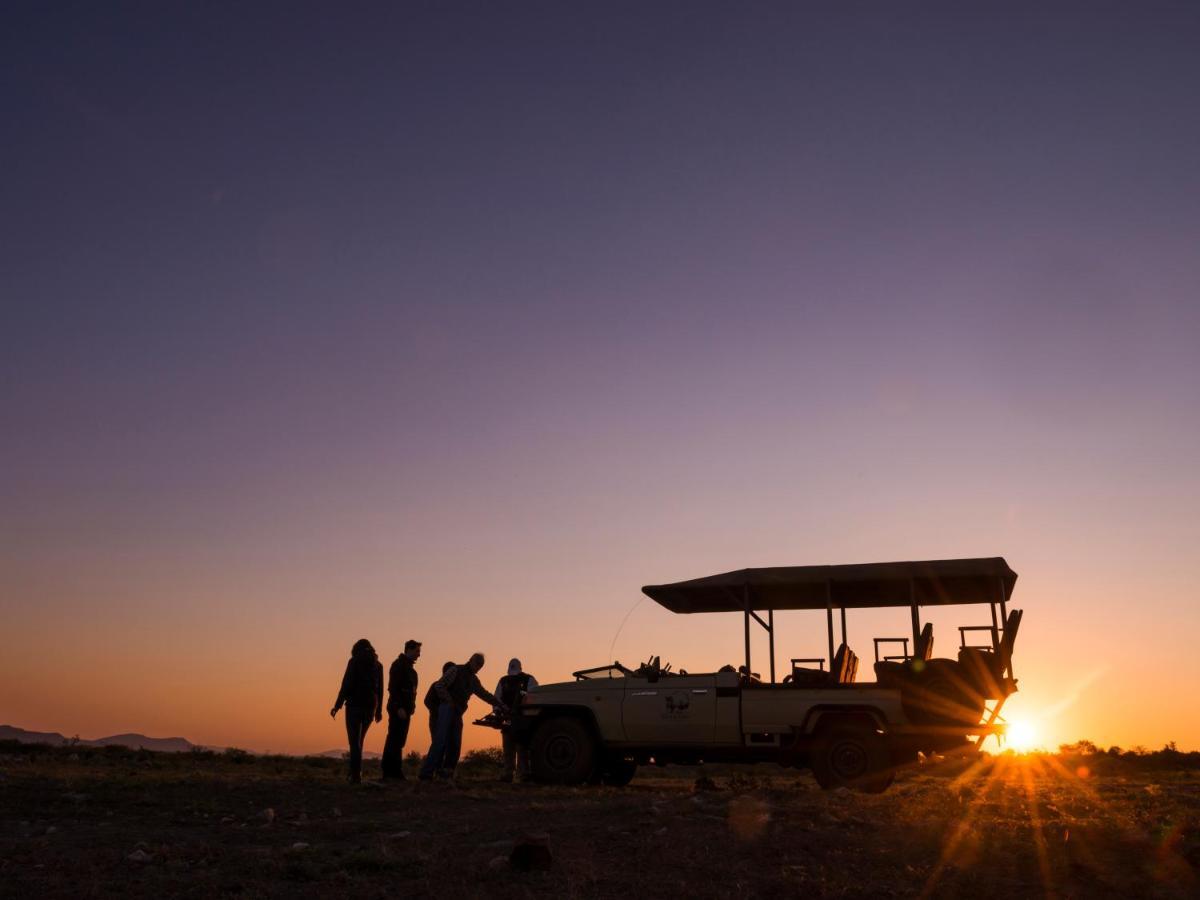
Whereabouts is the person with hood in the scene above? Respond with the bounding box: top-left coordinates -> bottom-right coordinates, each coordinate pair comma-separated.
380,639 -> 422,780
330,638 -> 384,783
494,658 -> 537,782
418,652 -> 504,781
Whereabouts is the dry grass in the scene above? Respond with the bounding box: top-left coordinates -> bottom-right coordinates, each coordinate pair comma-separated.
0,743 -> 1196,898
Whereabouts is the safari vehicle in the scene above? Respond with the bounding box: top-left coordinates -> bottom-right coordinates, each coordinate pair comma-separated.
516,558 -> 1022,792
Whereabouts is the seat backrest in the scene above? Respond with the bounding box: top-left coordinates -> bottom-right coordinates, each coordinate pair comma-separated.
914,622 -> 934,661
999,609 -> 1022,670
842,648 -> 859,684
831,643 -> 849,683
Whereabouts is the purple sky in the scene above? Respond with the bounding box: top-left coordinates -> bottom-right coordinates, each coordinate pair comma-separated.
3,2 -> 1199,753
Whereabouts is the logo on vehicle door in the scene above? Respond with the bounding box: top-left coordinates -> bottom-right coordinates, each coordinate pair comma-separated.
663,692 -> 690,718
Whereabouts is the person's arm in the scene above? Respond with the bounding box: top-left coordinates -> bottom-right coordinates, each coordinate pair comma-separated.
492,678 -> 504,712
434,666 -> 457,705
331,660 -> 353,716
526,675 -> 537,691
405,668 -> 418,715
386,661 -> 399,716
374,661 -> 384,721
472,674 -> 501,708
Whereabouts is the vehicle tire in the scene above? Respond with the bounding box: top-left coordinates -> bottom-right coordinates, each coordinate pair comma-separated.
529,717 -> 598,785
600,756 -> 637,787
810,723 -> 894,793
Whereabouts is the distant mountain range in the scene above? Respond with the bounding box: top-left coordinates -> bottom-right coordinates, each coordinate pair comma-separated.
0,724 -> 197,753
1,725 -> 382,758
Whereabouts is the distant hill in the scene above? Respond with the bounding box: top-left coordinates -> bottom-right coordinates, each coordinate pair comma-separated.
0,724 -> 197,753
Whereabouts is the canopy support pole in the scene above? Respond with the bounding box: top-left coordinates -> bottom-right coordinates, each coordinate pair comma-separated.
768,608 -> 776,684
743,582 -> 751,678
840,607 -> 848,646
910,580 -> 921,648
825,581 -> 835,667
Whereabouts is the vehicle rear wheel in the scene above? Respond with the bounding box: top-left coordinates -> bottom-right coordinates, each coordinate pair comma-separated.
811,723 -> 894,793
530,717 -> 598,785
600,756 -> 637,787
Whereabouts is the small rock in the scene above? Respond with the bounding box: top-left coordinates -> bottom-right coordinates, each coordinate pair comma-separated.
694,776 -> 720,792
261,808 -> 275,824
487,855 -> 508,870
331,807 -> 342,818
390,831 -> 412,839
291,842 -> 310,851
127,849 -> 153,863
220,817 -> 234,825
45,826 -> 57,835
509,833 -> 552,871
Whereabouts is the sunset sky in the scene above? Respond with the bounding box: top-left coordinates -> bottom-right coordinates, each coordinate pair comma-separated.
3,2 -> 1199,758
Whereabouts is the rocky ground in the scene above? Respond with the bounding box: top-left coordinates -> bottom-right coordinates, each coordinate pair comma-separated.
1,742 -> 1197,898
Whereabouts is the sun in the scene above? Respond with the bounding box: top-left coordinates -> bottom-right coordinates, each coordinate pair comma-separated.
1006,718 -> 1041,753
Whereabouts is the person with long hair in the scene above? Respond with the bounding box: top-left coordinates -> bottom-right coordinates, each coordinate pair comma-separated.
330,638 -> 383,783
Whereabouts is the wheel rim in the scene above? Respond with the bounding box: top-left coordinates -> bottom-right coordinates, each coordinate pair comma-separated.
829,738 -> 868,779
544,733 -> 579,772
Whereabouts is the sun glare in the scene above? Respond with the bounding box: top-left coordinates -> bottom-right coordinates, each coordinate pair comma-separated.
1006,718 -> 1041,753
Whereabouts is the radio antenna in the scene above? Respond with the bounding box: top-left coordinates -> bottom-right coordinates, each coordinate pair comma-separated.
607,595 -> 645,664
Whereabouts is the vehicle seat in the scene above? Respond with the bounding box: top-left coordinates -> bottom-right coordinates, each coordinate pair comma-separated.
873,623 -> 933,685
845,648 -> 859,683
790,644 -> 857,687
914,622 -> 934,661
957,609 -> 1022,699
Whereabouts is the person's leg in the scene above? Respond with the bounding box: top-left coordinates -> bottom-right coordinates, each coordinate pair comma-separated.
500,730 -> 516,781
419,704 -> 455,779
359,715 -> 373,779
517,739 -> 531,780
442,709 -> 464,776
394,714 -> 410,777
345,706 -> 365,782
381,713 -> 401,778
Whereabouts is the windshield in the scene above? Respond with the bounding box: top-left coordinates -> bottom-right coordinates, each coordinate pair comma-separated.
572,664 -> 628,680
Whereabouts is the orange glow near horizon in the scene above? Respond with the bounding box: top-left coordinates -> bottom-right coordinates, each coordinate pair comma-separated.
1005,719 -> 1041,753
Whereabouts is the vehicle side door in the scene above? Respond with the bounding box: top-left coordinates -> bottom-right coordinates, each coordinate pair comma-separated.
622,674 -> 717,744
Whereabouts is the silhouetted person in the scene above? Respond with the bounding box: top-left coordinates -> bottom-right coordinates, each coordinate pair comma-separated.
418,652 -> 504,781
423,661 -> 455,746
494,657 -> 537,782
381,639 -> 422,780
330,638 -> 383,783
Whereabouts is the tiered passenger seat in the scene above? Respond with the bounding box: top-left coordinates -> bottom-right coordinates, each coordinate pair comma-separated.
787,643 -> 859,687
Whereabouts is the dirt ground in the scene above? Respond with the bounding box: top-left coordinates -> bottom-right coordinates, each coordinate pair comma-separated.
1,744 -> 1197,899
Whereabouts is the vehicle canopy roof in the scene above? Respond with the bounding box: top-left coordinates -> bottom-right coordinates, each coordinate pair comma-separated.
642,557 -> 1016,613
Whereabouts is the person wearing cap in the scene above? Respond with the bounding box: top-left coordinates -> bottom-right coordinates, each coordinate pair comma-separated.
381,639 -> 422,780
418,652 -> 504,781
494,658 -> 537,783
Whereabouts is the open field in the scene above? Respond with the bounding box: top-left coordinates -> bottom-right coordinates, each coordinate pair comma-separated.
1,742 -> 1197,898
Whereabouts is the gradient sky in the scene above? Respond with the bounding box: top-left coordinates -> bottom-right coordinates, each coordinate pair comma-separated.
3,2 -> 1199,756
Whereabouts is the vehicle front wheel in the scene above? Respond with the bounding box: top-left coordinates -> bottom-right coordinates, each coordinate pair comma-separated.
810,723 -> 894,794
530,717 -> 598,785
